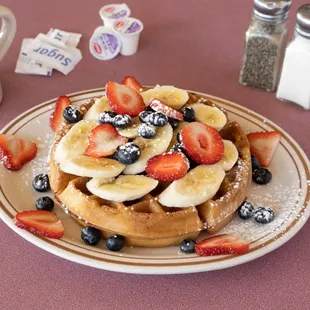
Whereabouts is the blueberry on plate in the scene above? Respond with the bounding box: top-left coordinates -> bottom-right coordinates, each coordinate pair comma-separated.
254,207 -> 275,224
182,107 -> 195,122
63,105 -> 82,123
35,196 -> 54,211
238,201 -> 254,220
168,118 -> 179,130
251,154 -> 261,171
138,123 -> 156,139
180,239 -> 196,254
113,114 -> 132,129
148,112 -> 168,127
32,174 -> 50,192
99,111 -> 117,125
114,143 -> 141,165
253,168 -> 272,185
81,226 -> 101,245
139,111 -> 152,123
106,234 -> 125,251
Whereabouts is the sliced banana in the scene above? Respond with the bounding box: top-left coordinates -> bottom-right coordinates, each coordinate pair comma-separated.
83,96 -> 112,120
188,103 -> 227,131
54,120 -> 98,165
86,175 -> 159,202
123,123 -> 173,175
117,116 -> 141,138
158,164 -> 225,208
141,85 -> 189,110
60,155 -> 125,178
217,140 -> 239,171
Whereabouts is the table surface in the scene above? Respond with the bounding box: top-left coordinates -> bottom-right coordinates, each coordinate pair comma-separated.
1,0 -> 310,309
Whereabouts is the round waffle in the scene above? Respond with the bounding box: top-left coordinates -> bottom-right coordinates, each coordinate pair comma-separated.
49,90 -> 251,247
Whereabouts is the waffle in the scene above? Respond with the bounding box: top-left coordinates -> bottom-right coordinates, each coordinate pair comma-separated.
49,91 -> 251,247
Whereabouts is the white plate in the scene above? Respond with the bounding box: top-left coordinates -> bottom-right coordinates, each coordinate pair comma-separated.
0,88 -> 309,274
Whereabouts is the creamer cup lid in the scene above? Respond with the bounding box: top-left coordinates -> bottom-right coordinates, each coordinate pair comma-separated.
89,26 -> 121,60
113,17 -> 144,35
99,3 -> 131,20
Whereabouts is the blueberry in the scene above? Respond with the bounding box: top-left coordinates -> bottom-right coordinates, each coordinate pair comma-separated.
251,154 -> 261,171
253,168 -> 272,185
139,111 -> 152,123
138,123 -> 156,139
254,207 -> 275,224
148,112 -> 168,127
81,226 -> 101,245
168,118 -> 180,130
32,174 -> 50,192
114,143 -> 141,165
63,105 -> 82,123
146,105 -> 155,112
238,201 -> 254,220
182,107 -> 195,122
98,111 -> 117,125
170,143 -> 185,154
180,239 -> 196,254
106,234 -> 125,251
113,114 -> 132,129
176,132 -> 182,143
35,196 -> 54,211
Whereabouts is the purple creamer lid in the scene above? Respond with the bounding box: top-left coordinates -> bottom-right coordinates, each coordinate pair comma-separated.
100,3 -> 131,20
113,17 -> 144,35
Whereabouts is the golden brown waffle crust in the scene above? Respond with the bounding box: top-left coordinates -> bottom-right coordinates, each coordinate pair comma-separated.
49,92 -> 251,247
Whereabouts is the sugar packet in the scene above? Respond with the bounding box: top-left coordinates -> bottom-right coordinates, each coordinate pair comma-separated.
46,28 -> 82,48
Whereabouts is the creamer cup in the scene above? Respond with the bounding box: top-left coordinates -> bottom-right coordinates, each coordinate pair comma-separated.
99,3 -> 131,29
89,26 -> 121,60
112,17 -> 143,56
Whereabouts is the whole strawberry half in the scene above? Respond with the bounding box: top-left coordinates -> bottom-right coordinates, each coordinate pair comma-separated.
146,152 -> 189,182
180,122 -> 224,165
195,234 -> 250,256
86,124 -> 128,158
149,99 -> 184,121
0,135 -> 37,171
50,95 -> 71,132
247,131 -> 281,167
106,82 -> 145,117
122,76 -> 143,92
14,210 -> 64,239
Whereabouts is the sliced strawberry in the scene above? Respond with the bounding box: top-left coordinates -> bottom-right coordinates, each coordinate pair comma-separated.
180,122 -> 224,165
247,131 -> 281,167
146,152 -> 189,182
149,99 -> 184,121
14,210 -> 64,239
122,76 -> 143,92
86,124 -> 128,158
195,234 -> 250,256
0,135 -> 37,171
106,82 -> 145,117
50,95 -> 71,132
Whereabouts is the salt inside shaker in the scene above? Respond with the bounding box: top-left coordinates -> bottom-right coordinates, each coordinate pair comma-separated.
239,0 -> 291,92
276,4 -> 310,110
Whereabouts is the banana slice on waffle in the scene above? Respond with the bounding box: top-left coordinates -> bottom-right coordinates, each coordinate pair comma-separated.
83,97 -> 112,120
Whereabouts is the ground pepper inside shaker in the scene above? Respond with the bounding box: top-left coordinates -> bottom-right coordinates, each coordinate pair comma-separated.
239,0 -> 292,92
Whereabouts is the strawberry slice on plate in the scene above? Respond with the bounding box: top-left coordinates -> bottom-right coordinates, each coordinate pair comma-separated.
122,76 -> 143,92
86,124 -> 128,158
106,82 -> 145,117
247,131 -> 281,167
14,210 -> 64,239
0,135 -> 37,171
149,99 -> 184,121
50,95 -> 71,132
146,152 -> 189,182
180,122 -> 224,165
195,234 -> 250,256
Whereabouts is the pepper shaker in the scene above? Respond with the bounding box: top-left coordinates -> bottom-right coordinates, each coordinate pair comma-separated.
276,4 -> 310,110
239,0 -> 291,92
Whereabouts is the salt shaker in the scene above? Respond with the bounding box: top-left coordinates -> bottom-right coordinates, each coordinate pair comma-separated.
239,0 -> 291,92
276,4 -> 310,110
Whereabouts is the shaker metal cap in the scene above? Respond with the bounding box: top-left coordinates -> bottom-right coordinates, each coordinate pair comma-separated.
253,0 -> 292,21
296,4 -> 310,36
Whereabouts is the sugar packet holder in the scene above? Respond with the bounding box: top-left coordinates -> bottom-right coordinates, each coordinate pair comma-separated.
26,36 -> 82,75
46,28 -> 82,48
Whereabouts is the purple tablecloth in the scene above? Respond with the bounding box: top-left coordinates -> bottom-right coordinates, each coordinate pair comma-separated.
1,1 -> 309,309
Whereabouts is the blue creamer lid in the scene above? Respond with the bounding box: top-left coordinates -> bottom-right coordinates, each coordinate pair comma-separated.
89,26 -> 121,60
